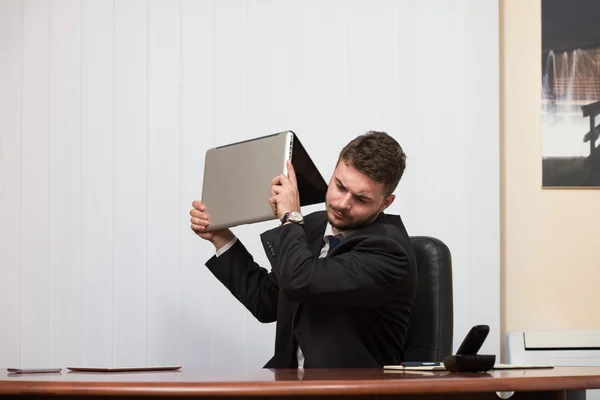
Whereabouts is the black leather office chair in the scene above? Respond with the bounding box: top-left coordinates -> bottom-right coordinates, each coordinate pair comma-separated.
403,236 -> 454,362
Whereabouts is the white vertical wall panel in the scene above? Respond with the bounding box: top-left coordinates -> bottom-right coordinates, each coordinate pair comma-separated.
146,0 -> 181,366
455,0 -> 500,356
304,0 -> 348,175
20,0 -> 51,368
179,0 -> 216,369
345,0 -> 382,133
112,0 -> 148,367
48,0 -> 82,367
0,0 -> 500,367
0,0 -> 22,369
80,0 -> 114,366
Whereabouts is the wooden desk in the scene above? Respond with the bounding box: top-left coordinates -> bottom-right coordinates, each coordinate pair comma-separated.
2,366 -> 600,399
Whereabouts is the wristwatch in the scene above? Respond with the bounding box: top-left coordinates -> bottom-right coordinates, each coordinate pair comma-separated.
281,211 -> 304,225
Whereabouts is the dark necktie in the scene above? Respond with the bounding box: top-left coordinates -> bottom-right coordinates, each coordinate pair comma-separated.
329,236 -> 342,251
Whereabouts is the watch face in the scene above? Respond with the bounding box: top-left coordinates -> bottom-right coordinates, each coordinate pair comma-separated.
289,211 -> 303,222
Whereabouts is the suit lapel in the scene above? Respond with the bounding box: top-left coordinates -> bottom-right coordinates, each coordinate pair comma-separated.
308,234 -> 325,257
290,213 -> 327,333
306,215 -> 328,257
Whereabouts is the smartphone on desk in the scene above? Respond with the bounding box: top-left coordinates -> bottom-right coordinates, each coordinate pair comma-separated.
401,362 -> 442,367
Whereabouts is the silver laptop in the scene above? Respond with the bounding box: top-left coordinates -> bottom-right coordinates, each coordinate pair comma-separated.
201,130 -> 327,232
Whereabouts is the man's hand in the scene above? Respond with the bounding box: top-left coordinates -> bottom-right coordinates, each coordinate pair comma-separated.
189,200 -> 234,251
269,160 -> 301,222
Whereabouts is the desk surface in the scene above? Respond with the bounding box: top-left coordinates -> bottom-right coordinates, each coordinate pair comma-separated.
2,367 -> 600,397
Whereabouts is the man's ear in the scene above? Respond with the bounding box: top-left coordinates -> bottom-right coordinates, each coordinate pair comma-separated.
380,194 -> 395,212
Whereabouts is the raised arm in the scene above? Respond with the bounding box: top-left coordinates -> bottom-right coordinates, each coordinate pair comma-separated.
191,200 -> 279,323
205,239 -> 279,323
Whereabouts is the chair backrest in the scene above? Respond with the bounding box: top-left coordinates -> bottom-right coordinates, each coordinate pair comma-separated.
403,236 -> 454,362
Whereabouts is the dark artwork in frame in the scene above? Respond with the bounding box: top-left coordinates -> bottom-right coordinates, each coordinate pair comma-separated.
541,0 -> 600,188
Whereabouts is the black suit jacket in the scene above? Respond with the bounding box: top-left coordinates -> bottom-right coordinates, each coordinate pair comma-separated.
205,210 -> 417,368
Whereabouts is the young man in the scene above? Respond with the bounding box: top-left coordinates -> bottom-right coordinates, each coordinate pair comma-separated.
190,131 -> 417,368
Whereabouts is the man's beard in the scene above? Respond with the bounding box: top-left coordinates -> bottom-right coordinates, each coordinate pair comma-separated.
327,205 -> 381,232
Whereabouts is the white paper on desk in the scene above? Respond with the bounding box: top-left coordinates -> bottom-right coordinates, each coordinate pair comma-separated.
491,364 -> 554,370
383,364 -> 554,371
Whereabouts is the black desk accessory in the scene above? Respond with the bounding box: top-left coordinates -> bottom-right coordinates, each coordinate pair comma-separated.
443,324 -> 496,373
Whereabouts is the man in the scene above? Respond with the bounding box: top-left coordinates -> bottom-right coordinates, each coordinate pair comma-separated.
190,131 -> 417,368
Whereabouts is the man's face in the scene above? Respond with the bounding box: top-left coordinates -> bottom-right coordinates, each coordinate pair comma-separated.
325,161 -> 395,233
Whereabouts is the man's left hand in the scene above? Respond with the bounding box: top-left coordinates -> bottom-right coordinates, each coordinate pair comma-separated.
270,160 -> 300,222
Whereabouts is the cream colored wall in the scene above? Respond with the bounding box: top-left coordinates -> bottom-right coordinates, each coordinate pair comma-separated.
501,0 -> 600,353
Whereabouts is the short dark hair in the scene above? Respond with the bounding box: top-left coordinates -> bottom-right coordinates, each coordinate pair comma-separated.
337,131 -> 407,195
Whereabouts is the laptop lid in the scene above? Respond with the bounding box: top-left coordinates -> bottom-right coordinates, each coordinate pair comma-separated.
201,130 -> 328,232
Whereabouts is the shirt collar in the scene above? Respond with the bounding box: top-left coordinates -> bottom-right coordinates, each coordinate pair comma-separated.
323,222 -> 354,240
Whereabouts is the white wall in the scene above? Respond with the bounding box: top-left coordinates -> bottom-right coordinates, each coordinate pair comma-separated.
0,0 -> 500,369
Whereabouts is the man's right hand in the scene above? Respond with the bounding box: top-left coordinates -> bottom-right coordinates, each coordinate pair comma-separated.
190,200 -> 235,252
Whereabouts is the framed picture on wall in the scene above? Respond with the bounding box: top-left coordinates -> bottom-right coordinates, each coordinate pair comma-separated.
541,0 -> 600,188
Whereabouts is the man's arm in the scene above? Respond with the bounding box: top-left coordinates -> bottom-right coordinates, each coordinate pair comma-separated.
262,223 -> 415,307
190,200 -> 279,323
206,239 -> 279,323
